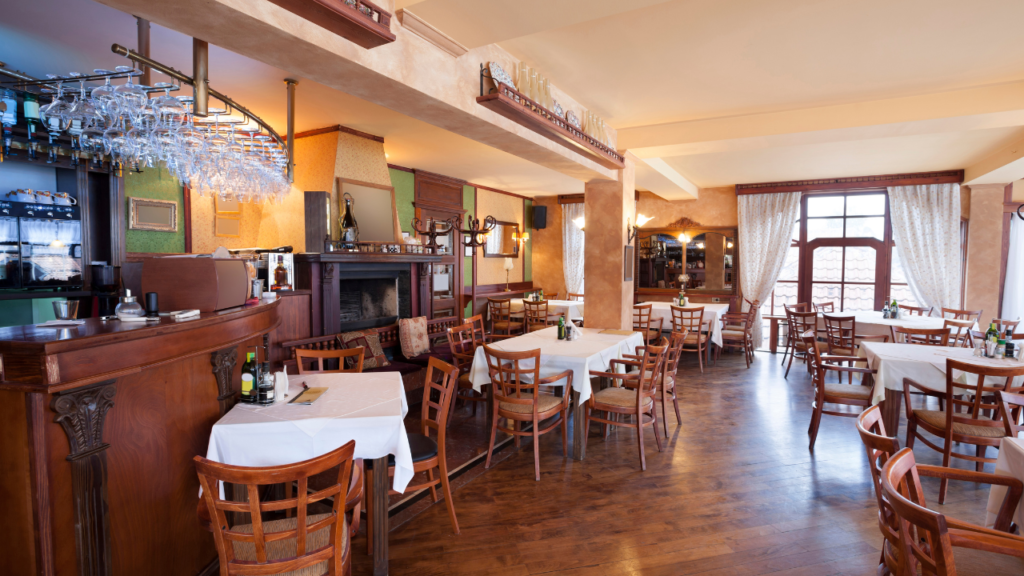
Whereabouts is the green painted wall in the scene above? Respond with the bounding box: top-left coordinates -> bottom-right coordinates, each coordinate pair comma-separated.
463,184 -> 475,318
389,168 -> 415,235
124,166 -> 186,253
523,198 -> 533,282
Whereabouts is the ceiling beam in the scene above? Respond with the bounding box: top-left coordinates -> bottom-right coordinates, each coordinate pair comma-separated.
964,135 -> 1024,185
635,157 -> 698,200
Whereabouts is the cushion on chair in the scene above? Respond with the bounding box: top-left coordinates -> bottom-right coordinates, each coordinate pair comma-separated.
913,410 -> 1007,438
828,346 -> 856,355
458,372 -> 473,388
593,387 -> 653,409
499,394 -> 562,414
822,383 -> 872,401
398,317 -> 430,359
721,329 -> 746,338
338,331 -> 390,370
683,333 -> 708,344
493,321 -> 524,330
231,512 -> 346,575
366,433 -> 438,469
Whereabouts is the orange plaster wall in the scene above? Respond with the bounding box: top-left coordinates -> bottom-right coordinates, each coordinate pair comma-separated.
637,187 -> 738,228
964,183 -> 1005,319
530,195 -> 566,297
476,189 -> 524,285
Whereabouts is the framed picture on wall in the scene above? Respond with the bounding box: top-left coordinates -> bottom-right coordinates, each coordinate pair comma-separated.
268,253 -> 294,291
215,215 -> 241,238
129,197 -> 178,232
624,245 -> 634,281
215,197 -> 241,214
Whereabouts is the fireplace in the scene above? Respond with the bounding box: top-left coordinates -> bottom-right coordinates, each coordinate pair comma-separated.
335,264 -> 413,332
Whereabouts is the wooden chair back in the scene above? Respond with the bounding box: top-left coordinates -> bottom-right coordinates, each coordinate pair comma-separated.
523,300 -> 553,330
194,442 -> 355,575
995,318 -> 1021,334
567,293 -> 584,301
821,314 -> 856,353
943,319 -> 975,348
663,330 -> 689,376
419,357 -> 460,449
466,314 -> 487,344
941,307 -> 982,322
482,346 -> 542,409
446,322 -> 476,373
784,302 -> 812,313
855,405 -> 903,576
998,390 -> 1024,438
788,310 -> 818,338
942,358 -> 1024,438
891,326 -> 950,346
633,303 -> 655,333
881,448 -> 953,576
901,305 -> 932,317
625,344 -> 668,398
295,348 -> 364,374
488,298 -> 514,323
813,301 -> 834,313
670,305 -> 704,334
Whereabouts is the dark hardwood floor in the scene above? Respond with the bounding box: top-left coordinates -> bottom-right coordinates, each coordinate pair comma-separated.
351,350 -> 1024,575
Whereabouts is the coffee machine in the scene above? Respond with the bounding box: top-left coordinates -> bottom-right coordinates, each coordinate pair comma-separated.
91,264 -> 121,317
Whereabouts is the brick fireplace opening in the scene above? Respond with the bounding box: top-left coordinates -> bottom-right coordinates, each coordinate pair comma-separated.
335,264 -> 412,332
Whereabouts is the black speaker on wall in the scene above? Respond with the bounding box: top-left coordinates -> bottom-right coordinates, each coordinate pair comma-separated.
533,205 -> 547,230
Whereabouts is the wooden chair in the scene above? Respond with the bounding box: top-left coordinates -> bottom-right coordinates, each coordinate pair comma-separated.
904,359 -> 1024,503
784,310 -> 819,378
813,301 -> 834,313
998,390 -> 1024,437
482,346 -> 572,481
295,347 -> 365,374
882,447 -> 1024,576
901,304 -> 933,317
446,322 -> 486,423
488,298 -> 523,337
566,293 -> 584,302
803,332 -> 875,450
671,305 -> 708,372
891,326 -> 951,346
585,344 -> 667,470
941,307 -> 983,322
365,358 -> 461,553
523,300 -> 563,333
779,303 -> 812,367
995,318 -> 1022,334
626,331 -> 687,436
944,319 -> 975,348
717,312 -> 753,368
194,441 -> 356,576
821,314 -> 888,383
633,303 -> 664,345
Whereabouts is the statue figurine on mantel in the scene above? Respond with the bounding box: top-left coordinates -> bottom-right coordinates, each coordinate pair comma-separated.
339,192 -> 359,251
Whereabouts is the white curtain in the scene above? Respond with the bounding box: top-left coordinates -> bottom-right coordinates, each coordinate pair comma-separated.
1002,217 -> 1024,323
562,203 -> 585,295
887,184 -> 961,315
739,192 -> 802,347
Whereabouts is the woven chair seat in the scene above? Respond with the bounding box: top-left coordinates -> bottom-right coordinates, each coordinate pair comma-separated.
232,513 -> 345,576
592,387 -> 653,409
721,329 -> 747,338
828,346 -> 857,355
823,383 -> 871,401
499,394 -> 562,414
683,333 -> 708,344
913,410 -> 1006,439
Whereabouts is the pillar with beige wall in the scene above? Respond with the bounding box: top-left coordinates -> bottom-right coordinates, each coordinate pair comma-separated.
583,157 -> 635,330
530,196 -> 566,297
965,183 -> 1007,320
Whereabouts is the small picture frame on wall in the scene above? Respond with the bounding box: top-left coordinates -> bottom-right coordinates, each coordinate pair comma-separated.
268,253 -> 294,291
624,245 -> 634,281
215,197 -> 241,214
215,215 -> 241,238
129,197 -> 178,232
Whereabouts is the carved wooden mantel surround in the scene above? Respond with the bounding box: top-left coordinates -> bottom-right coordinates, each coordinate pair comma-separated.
0,301 -> 281,576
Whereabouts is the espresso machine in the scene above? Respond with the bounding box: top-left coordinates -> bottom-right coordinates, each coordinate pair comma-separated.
91,264 -> 121,317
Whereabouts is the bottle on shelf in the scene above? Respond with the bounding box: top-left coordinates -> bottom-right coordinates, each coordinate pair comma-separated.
240,352 -> 257,403
557,316 -> 566,340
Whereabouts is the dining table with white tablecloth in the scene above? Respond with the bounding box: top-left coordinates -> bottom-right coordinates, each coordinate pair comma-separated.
986,437 -> 1024,531
468,326 -> 644,460
819,310 -> 975,340
641,301 -> 730,347
496,298 -> 585,322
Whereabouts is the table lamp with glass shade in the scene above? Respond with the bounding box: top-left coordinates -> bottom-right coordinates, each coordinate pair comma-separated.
504,257 -> 514,291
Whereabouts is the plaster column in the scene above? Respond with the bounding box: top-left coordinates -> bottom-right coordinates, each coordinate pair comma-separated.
964,183 -> 1009,317
583,155 -> 636,330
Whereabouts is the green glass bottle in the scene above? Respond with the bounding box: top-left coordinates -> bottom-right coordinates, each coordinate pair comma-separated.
558,316 -> 566,340
240,352 -> 256,403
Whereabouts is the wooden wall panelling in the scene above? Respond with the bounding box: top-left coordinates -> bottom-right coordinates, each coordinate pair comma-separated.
414,170 -> 465,211
110,174 -> 126,267
183,185 -> 192,254
0,390 -> 41,575
304,191 -> 331,253
265,291 -> 312,367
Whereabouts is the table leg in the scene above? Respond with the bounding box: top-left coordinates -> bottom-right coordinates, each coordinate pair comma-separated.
770,318 -> 779,354
881,388 -> 903,437
572,389 -> 586,461
370,456 -> 389,576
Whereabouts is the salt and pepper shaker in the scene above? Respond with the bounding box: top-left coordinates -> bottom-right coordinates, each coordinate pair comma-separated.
145,292 -> 159,318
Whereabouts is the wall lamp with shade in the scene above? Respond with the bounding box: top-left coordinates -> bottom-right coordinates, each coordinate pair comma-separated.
503,257 -> 515,291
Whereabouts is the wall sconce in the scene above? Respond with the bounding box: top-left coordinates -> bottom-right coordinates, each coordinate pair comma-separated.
727,241 -> 734,249
573,215 -> 586,231
515,231 -> 530,246
503,257 -> 515,291
626,214 -> 653,245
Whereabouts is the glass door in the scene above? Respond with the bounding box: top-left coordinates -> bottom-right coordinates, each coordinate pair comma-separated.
808,242 -> 882,312
0,217 -> 20,288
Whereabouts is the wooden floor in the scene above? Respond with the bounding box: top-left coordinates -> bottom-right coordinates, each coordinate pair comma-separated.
351,350 -> 1024,575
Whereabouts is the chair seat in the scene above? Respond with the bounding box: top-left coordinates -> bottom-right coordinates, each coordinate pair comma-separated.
458,372 -> 472,388
913,410 -> 1006,438
828,346 -> 856,355
231,512 -> 345,575
721,329 -> 747,338
592,387 -> 653,409
493,321 -> 524,330
823,383 -> 872,401
366,432 -> 438,468
499,393 -> 563,414
683,333 -> 708,344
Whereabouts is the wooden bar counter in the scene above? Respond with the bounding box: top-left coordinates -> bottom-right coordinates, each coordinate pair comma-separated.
0,300 -> 282,576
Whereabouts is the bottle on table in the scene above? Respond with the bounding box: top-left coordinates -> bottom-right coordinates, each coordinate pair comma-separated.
258,362 -> 275,404
997,338 -> 1007,359
986,322 -> 999,344
240,352 -> 257,403
1006,328 -> 1016,359
890,299 -> 899,319
557,316 -> 566,340
882,299 -> 890,319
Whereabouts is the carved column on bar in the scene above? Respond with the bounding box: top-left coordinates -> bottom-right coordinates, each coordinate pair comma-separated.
51,382 -> 117,576
211,348 -> 238,415
322,263 -> 339,335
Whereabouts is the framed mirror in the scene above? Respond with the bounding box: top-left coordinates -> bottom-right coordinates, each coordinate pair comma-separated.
636,226 -> 736,294
129,197 -> 178,233
483,220 -> 520,258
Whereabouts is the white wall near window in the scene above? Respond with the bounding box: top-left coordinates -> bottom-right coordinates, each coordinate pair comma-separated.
1002,217 -> 1024,323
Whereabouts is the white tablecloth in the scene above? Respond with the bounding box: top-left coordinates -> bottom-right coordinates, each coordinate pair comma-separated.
206,372 -> 414,493
468,326 -> 644,404
642,302 -> 729,347
820,311 -> 974,339
859,342 -> 1024,405
508,298 -> 585,322
986,438 -> 1024,530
